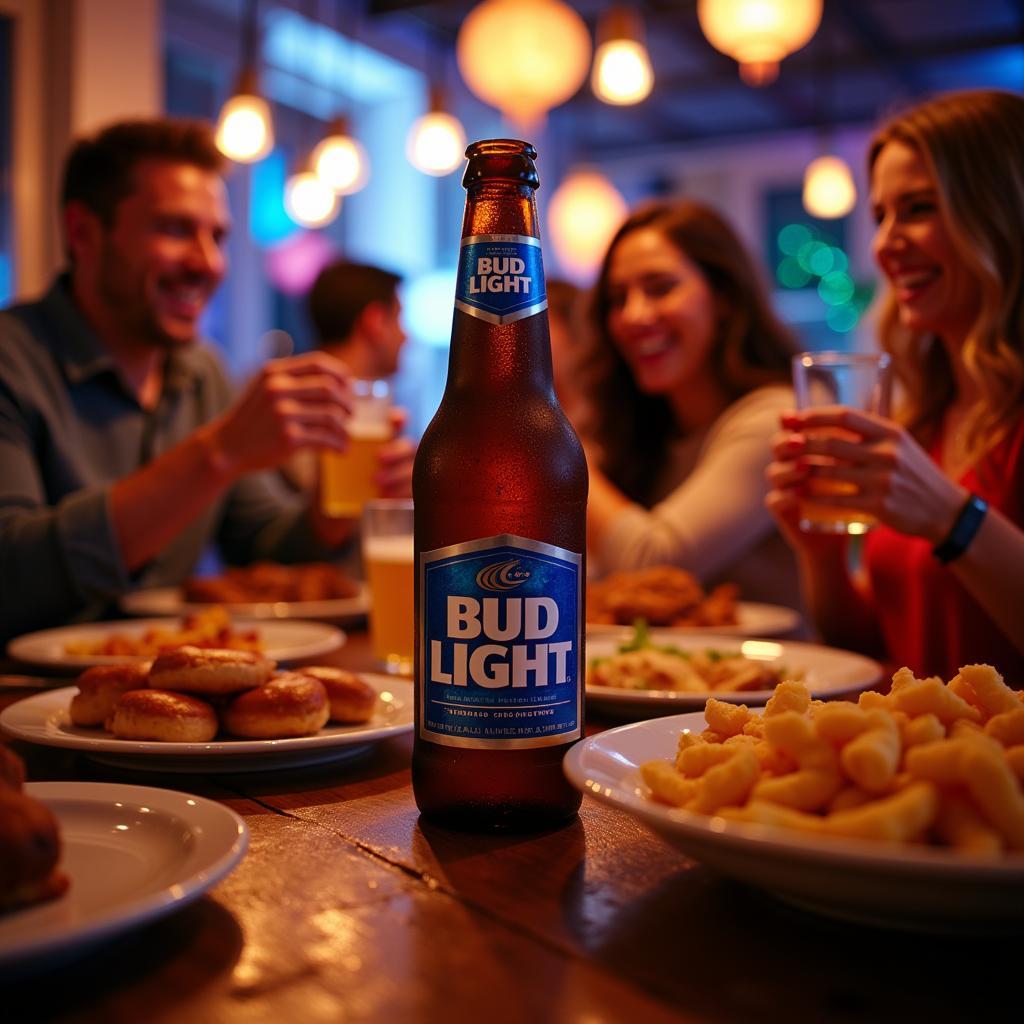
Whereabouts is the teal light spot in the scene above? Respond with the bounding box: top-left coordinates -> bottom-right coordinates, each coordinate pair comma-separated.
807,246 -> 835,277
827,304 -> 859,332
778,223 -> 812,256
777,257 -> 812,289
828,247 -> 849,273
818,271 -> 855,305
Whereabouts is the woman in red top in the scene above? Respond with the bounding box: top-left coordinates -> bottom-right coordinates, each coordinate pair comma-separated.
767,90 -> 1024,684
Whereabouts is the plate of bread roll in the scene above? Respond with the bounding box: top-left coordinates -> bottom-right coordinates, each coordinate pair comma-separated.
0,752 -> 247,966
0,647 -> 413,772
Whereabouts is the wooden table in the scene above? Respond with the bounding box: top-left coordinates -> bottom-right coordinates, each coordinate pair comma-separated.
2,633 -> 1016,1023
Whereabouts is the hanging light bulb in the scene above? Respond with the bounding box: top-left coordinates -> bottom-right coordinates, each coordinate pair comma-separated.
214,1 -> 274,162
215,71 -> 274,162
592,6 -> 654,106
311,117 -> 368,195
407,86 -> 467,176
457,0 -> 591,132
285,156 -> 339,229
547,169 -> 628,283
802,155 -> 857,219
697,0 -> 823,87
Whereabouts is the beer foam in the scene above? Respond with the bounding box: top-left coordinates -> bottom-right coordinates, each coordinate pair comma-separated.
364,534 -> 414,563
348,420 -> 392,441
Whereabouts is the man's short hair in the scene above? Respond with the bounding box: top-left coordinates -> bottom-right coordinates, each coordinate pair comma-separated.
308,261 -> 402,344
61,118 -> 224,224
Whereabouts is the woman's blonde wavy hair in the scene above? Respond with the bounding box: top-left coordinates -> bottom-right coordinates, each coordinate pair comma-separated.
869,90 -> 1024,462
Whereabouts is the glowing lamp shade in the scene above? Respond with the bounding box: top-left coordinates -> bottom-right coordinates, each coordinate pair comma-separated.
407,112 -> 467,176
312,132 -> 368,195
593,40 -> 654,105
548,170 -> 628,284
697,0 -> 823,86
215,93 -> 274,163
284,170 -> 339,229
802,155 -> 857,219
457,0 -> 591,130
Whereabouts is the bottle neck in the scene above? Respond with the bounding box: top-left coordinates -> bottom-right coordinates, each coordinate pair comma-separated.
446,182 -> 554,397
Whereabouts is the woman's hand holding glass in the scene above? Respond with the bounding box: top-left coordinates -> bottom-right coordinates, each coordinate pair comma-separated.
767,406 -> 969,544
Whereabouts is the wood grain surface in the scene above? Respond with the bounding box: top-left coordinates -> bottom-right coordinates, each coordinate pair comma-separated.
1,632 -> 1017,1023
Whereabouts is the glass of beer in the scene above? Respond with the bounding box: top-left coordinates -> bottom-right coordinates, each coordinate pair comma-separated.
321,378 -> 392,518
793,351 -> 892,535
362,499 -> 414,675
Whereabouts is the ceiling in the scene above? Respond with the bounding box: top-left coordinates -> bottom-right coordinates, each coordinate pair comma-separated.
364,0 -> 1024,157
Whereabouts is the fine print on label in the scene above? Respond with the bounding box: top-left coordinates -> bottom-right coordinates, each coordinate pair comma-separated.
419,535 -> 582,749
454,234 -> 548,326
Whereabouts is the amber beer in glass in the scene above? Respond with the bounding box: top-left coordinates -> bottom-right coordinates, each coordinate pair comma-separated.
793,352 -> 892,534
412,140 -> 588,831
363,500 -> 415,675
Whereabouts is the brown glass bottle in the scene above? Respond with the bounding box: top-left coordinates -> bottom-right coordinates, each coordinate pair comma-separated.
412,140 -> 587,831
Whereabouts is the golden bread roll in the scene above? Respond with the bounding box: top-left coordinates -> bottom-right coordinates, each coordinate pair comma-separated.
300,666 -> 377,724
69,661 -> 152,727
109,689 -> 219,743
0,788 -> 69,912
223,673 -> 329,739
0,744 -> 26,790
149,645 -> 275,695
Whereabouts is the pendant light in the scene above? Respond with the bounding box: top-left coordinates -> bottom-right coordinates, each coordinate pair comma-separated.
548,168 -> 628,283
407,86 -> 467,176
312,116 -> 369,195
457,0 -> 591,131
592,6 -> 654,106
803,155 -> 856,219
285,154 -> 339,229
215,0 -> 274,162
697,0 -> 823,87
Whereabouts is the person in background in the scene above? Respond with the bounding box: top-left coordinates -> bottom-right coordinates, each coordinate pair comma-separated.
0,119 -> 380,640
767,89 -> 1024,683
282,261 -> 415,497
579,199 -> 803,611
546,277 -> 591,427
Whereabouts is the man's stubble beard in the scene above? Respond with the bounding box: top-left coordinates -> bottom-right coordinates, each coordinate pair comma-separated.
96,239 -> 190,351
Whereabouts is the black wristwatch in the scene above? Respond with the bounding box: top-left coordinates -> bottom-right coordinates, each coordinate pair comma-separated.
932,493 -> 989,564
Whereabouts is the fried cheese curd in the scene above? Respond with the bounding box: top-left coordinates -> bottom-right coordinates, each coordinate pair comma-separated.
641,665 -> 1024,856
588,566 -> 738,628
63,606 -> 261,658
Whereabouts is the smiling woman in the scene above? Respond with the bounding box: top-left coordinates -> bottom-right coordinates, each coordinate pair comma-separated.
577,200 -> 803,613
767,89 -> 1024,684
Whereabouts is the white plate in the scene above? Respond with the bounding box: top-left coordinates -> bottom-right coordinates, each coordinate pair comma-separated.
585,634 -> 882,713
587,601 -> 801,638
6,618 -> 345,672
0,782 -> 247,966
564,713 -> 1024,931
0,675 -> 412,773
120,584 -> 370,623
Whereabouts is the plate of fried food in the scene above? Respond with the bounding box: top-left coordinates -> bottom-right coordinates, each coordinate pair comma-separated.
0,754 -> 247,965
587,566 -> 800,637
121,561 -> 369,622
586,622 -> 882,713
566,665 -> 1024,931
0,648 -> 413,772
6,606 -> 344,672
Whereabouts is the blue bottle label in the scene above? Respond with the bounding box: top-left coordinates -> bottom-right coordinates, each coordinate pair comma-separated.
418,534 -> 582,749
454,234 -> 548,326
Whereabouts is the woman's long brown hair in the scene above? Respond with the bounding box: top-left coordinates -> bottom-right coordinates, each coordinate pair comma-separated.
580,200 -> 797,503
869,90 -> 1024,462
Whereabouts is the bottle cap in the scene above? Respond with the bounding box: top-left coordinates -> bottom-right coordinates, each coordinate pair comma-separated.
463,139 -> 540,189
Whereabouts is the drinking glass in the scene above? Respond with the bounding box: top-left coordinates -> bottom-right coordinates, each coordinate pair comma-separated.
792,351 -> 892,535
362,499 -> 414,675
321,378 -> 392,518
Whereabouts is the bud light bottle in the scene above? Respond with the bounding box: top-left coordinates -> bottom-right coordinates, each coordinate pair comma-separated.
412,139 -> 588,831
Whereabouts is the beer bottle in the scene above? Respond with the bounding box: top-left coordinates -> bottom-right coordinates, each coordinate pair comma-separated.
412,139 -> 587,831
